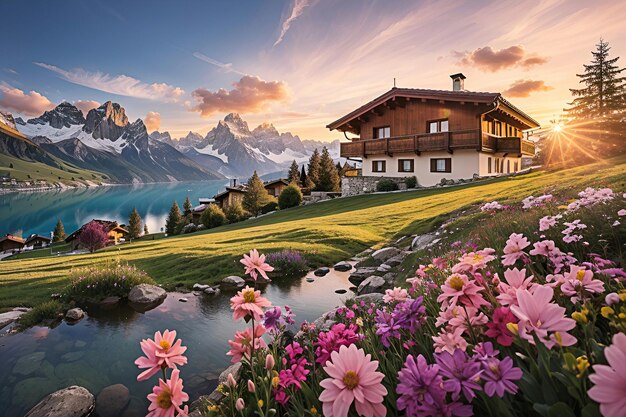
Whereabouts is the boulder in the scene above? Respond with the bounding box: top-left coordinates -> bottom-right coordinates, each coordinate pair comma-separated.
0,308 -> 30,328
221,276 -> 245,287
382,272 -> 397,285
348,267 -> 378,285
386,252 -> 408,267
354,293 -> 384,303
203,287 -> 218,295
208,362 -> 243,403
333,261 -> 353,272
25,386 -> 95,417
411,233 -> 439,251
128,284 -> 167,304
376,264 -> 392,273
357,276 -> 386,295
98,296 -> 120,307
314,267 -> 330,277
306,277 -> 315,282
65,308 -> 84,321
371,247 -> 401,262
95,384 -> 130,417
193,283 -> 210,291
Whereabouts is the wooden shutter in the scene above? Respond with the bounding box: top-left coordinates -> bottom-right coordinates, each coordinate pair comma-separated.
445,158 -> 451,173
381,161 -> 386,172
488,157 -> 492,174
430,159 -> 437,172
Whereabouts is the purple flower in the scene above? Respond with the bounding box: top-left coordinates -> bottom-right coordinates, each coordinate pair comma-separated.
392,296 -> 427,333
481,357 -> 523,397
374,309 -> 402,348
435,349 -> 483,402
397,354 -> 446,415
263,306 -> 285,332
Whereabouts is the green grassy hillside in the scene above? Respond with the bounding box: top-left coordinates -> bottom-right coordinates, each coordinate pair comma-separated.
1,156 -> 624,309
0,153 -> 108,185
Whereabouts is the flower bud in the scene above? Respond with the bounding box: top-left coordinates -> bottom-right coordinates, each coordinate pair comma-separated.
247,379 -> 255,393
265,354 -> 275,370
227,373 -> 237,388
235,398 -> 245,411
506,322 -> 518,334
605,292 -> 620,305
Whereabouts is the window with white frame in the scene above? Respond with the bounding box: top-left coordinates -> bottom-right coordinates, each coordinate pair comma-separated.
372,160 -> 386,173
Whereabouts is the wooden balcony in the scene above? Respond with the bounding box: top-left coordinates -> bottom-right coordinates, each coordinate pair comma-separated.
340,130 -> 535,157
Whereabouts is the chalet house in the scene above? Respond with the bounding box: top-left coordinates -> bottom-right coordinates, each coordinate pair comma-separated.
327,74 -> 539,188
264,179 -> 290,197
65,220 -> 129,250
25,234 -> 51,249
0,234 -> 25,253
213,185 -> 247,210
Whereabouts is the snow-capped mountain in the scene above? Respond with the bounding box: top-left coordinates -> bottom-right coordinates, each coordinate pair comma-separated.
151,113 -> 340,178
13,102 -> 223,182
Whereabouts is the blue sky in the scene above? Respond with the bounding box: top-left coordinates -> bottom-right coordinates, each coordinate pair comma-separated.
1,0 -> 625,139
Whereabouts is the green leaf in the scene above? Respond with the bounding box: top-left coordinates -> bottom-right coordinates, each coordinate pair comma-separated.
547,402 -> 577,417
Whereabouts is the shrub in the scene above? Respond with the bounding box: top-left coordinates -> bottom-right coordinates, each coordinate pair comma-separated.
278,183 -> 303,209
201,204 -> 226,229
225,201 -> 249,223
17,300 -> 63,328
405,176 -> 417,188
64,263 -> 156,302
376,178 -> 398,192
265,250 -> 308,277
182,223 -> 197,234
261,201 -> 279,214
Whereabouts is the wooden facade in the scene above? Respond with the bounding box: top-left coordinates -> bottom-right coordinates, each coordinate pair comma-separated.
0,234 -> 25,253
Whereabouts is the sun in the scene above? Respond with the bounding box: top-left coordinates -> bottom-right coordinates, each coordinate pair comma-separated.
553,123 -> 563,133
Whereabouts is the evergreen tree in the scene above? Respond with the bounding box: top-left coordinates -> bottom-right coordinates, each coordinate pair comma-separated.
316,147 -> 341,192
128,207 -> 142,239
200,204 -> 226,229
278,183 -> 303,209
183,196 -> 193,215
165,201 -> 182,235
300,165 -> 308,187
307,148 -> 321,189
53,219 -> 65,242
243,171 -> 273,217
288,160 -> 300,184
143,223 -> 149,235
565,39 -> 626,120
224,201 -> 248,223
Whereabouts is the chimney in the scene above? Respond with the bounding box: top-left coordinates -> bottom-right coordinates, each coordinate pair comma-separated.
450,73 -> 466,91
230,178 -> 238,188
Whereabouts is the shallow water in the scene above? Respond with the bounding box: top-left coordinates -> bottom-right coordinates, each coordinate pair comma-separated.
0,268 -> 354,417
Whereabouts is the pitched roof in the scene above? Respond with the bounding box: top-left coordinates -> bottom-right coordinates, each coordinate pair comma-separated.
264,178 -> 289,187
25,234 -> 51,244
0,234 -> 26,244
326,87 -> 539,131
213,186 -> 247,200
65,219 -> 128,242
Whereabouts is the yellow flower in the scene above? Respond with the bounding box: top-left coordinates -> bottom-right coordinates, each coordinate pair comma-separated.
576,355 -> 590,377
506,323 -> 518,334
271,376 -> 280,389
619,291 -> 626,302
572,311 -> 588,324
601,306 -> 615,318
356,317 -> 364,327
207,405 -> 219,412
618,313 -> 626,320
310,406 -> 319,415
257,399 -> 264,408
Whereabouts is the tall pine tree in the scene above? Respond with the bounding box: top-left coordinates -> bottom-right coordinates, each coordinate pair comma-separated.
307,148 -> 321,189
128,207 -> 142,239
565,39 -> 626,120
316,146 -> 341,191
183,196 -> 193,215
53,219 -> 65,242
300,165 -> 308,187
288,160 -> 300,184
243,171 -> 274,217
165,201 -> 182,235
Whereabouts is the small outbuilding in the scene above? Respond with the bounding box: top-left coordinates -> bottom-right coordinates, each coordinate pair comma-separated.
25,234 -> 51,249
0,234 -> 26,253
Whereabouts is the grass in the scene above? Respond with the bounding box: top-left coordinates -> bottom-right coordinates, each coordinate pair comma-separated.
0,153 -> 107,186
1,156 -> 625,309
16,300 -> 64,328
5,242 -> 72,260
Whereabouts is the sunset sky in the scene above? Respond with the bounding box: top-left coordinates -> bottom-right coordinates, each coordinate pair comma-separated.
1,0 -> 625,140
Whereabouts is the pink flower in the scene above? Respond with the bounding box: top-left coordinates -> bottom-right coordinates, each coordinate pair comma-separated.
146,369 -> 189,417
235,398 -> 245,412
227,324 -> 268,363
437,273 -> 489,309
560,266 -> 605,303
240,249 -> 274,281
319,344 -> 387,417
452,249 -> 496,273
265,353 -> 275,369
539,216 -> 557,232
618,209 -> 626,216
432,327 -> 468,353
383,287 -> 409,303
510,285 -> 576,349
588,333 -> 626,417
501,233 -> 530,266
529,240 -> 558,257
135,330 -> 188,381
230,286 -> 272,321
496,268 -> 536,306
485,307 -> 517,346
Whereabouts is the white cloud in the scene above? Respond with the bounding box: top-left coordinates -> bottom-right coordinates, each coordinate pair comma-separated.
274,0 -> 316,46
34,62 -> 185,102
192,52 -> 245,75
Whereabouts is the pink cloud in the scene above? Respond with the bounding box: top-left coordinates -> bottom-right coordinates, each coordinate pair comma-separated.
454,45 -> 548,72
0,83 -> 55,116
504,79 -> 553,98
144,111 -> 161,132
73,100 -> 100,115
191,75 -> 289,117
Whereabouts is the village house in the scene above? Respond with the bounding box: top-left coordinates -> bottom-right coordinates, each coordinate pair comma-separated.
327,74 -> 539,190
0,234 -> 25,253
213,180 -> 248,210
65,220 -> 129,250
264,178 -> 290,197
24,234 -> 51,249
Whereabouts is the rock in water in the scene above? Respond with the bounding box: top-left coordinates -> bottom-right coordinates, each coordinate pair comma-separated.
128,284 -> 167,304
348,267 -> 378,285
335,289 -> 348,294
333,261 -> 353,272
371,247 -> 401,262
314,267 -> 330,277
95,384 -> 130,417
357,276 -> 386,295
65,308 -> 84,321
25,386 -> 95,417
221,276 -> 245,287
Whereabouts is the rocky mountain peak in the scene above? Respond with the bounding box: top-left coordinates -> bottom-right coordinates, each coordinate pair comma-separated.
83,101 -> 129,140
26,102 -> 86,129
252,122 -> 279,138
0,111 -> 17,129
220,113 -> 251,136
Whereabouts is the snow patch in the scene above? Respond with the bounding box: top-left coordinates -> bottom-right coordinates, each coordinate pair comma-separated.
194,143 -> 229,163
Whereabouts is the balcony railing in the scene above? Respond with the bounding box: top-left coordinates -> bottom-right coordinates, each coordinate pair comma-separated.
340,130 -> 535,157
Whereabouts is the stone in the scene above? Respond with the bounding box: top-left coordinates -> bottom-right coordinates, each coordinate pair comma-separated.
203,287 -> 216,295
335,289 -> 348,294
65,308 -> 84,321
357,275 -> 386,295
98,296 -> 120,306
306,277 -> 315,282
25,386 -> 95,417
385,254 -> 406,267
376,264 -> 392,273
61,351 -> 85,362
95,384 -> 130,417
382,272 -> 397,284
128,284 -> 167,304
371,247 -> 401,262
411,233 -> 439,251
221,276 -> 245,287
13,377 -> 61,410
0,308 -> 29,328
353,293 -> 384,303
208,362 -> 244,403
314,267 -> 330,277
179,297 -> 188,302
348,267 -> 378,285
13,351 -> 45,376
333,261 -> 353,272
193,283 -> 210,291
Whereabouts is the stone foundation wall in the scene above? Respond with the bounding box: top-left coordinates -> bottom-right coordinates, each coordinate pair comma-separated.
341,176 -> 408,197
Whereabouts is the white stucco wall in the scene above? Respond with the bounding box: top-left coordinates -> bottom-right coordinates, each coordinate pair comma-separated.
478,153 -> 523,177
360,151 -> 523,187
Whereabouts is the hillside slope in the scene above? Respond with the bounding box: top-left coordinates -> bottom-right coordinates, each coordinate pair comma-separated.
1,156 -> 624,308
